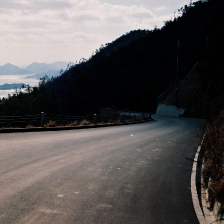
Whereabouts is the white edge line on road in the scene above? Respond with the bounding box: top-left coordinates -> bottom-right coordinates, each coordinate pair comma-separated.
191,145 -> 207,224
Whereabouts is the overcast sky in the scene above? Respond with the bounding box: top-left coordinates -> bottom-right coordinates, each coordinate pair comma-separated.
0,0 -> 193,66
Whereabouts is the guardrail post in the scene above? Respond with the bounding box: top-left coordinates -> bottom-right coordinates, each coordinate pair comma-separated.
120,114 -> 123,122
94,114 -> 97,125
41,112 -> 45,127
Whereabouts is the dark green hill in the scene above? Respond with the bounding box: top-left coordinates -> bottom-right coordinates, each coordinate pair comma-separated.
0,0 -> 224,116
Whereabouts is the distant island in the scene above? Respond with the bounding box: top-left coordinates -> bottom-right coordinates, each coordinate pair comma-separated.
25,70 -> 61,80
0,61 -> 71,91
0,83 -> 25,90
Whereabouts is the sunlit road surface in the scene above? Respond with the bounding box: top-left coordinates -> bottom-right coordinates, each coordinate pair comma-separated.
0,116 -> 202,224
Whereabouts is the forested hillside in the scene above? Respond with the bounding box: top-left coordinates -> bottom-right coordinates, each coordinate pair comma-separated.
0,0 -> 223,116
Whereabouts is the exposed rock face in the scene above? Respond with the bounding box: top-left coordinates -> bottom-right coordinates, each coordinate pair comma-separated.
158,63 -> 224,118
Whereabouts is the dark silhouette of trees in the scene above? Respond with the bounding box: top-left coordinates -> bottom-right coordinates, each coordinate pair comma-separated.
1,0 -> 224,116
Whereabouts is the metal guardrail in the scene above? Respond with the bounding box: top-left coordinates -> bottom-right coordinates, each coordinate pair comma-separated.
0,113 -> 88,128
0,112 -> 151,128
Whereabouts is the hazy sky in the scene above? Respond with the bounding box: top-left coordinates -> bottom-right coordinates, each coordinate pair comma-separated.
0,0 -> 192,66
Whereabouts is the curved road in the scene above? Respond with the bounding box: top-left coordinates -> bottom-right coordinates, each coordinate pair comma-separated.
0,116 -> 202,224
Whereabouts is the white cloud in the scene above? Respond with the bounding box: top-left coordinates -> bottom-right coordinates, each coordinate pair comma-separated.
0,0 -> 191,65
0,0 -> 73,11
154,5 -> 167,12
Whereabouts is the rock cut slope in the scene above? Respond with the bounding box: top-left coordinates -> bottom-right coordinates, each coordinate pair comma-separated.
158,63 -> 224,118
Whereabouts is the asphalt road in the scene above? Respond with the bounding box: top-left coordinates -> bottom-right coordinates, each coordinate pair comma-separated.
0,116 -> 202,224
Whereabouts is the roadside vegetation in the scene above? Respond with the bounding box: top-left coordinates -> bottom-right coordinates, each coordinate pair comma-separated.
42,111 -> 147,128
202,113 -> 224,213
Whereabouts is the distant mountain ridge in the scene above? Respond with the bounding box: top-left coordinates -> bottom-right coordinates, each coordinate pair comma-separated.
0,61 -> 71,76
25,61 -> 71,74
0,63 -> 30,75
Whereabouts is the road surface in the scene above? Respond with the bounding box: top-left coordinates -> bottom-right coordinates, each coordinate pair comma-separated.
0,116 -> 202,223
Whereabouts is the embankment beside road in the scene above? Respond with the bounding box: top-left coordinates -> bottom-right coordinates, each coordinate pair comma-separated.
156,104 -> 185,117
192,115 -> 224,223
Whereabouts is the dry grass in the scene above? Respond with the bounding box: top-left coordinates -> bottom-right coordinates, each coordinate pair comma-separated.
99,109 -> 143,124
107,119 -> 121,124
79,119 -> 91,126
44,120 -> 57,127
69,121 -> 79,126
26,125 -> 34,128
98,120 -> 120,125
202,114 -> 224,213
